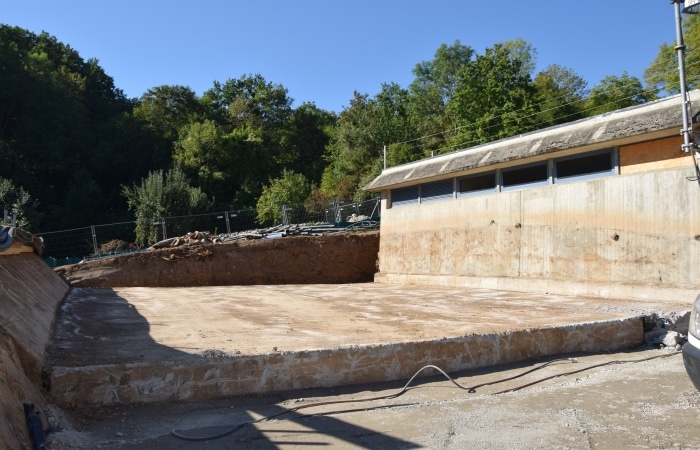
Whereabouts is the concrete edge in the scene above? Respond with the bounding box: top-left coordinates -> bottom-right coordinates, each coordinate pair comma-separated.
374,273 -> 698,304
48,318 -> 642,408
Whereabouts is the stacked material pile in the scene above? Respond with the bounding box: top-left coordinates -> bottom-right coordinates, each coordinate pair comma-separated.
149,220 -> 379,249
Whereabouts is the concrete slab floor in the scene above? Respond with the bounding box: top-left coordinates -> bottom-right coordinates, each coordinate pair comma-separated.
44,283 -> 689,409
48,283 -> 688,365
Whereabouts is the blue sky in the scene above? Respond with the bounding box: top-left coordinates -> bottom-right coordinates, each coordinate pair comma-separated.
2,1 -> 680,113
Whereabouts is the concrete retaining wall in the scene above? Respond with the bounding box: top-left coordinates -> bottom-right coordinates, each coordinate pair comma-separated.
376,164 -> 700,303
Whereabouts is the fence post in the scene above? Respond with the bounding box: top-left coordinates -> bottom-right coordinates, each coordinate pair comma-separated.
224,212 -> 231,235
90,225 -> 98,256
161,218 -> 167,240
332,198 -> 341,223
282,205 -> 291,226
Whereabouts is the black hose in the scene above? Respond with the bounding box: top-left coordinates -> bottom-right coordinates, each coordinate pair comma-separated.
171,351 -> 680,442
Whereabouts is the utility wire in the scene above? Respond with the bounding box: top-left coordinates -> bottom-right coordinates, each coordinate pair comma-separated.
171,350 -> 680,442
390,52 -> 700,161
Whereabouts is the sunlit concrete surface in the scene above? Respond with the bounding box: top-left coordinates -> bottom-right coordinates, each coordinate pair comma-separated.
45,284 -> 688,407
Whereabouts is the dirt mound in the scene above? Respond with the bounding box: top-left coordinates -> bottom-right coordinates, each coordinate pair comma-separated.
55,231 -> 380,287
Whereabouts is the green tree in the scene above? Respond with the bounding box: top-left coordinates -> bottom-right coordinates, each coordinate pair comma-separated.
533,64 -> 588,126
173,119 -> 268,210
187,74 -> 299,209
174,120 -> 228,192
321,83 -> 414,201
202,73 -> 292,134
584,73 -> 656,116
0,177 -> 40,230
281,103 -> 336,184
645,13 -> 700,95
503,37 -> 538,79
133,85 -> 204,142
447,41 -> 541,149
409,41 -> 476,154
122,167 -> 210,246
0,25 -> 144,230
256,169 -> 312,225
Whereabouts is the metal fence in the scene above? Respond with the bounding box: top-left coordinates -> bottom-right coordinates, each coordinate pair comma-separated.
35,197 -> 380,267
281,197 -> 382,225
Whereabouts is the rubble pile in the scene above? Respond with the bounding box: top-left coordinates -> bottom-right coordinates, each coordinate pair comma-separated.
148,231 -> 224,249
148,220 -> 380,250
643,311 -> 690,351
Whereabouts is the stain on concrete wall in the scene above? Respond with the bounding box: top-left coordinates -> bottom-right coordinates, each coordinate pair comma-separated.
376,164 -> 700,302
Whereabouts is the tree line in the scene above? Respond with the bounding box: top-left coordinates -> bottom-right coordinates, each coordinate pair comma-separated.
0,18 -> 696,239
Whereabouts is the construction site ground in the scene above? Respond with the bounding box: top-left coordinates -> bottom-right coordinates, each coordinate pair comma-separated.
3,231 -> 698,448
44,282 -> 697,449
47,349 -> 700,449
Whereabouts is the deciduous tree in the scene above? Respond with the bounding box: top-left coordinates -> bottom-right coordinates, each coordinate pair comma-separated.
584,73 -> 655,116
533,64 -> 588,126
256,169 -> 312,225
122,167 -> 210,246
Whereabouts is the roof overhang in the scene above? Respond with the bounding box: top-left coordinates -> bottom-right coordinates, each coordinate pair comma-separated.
364,91 -> 700,192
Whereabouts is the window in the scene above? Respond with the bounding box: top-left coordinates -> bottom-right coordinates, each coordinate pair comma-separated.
501,162 -> 549,190
421,179 -> 454,203
391,186 -> 419,207
388,149 -> 618,205
554,149 -> 616,183
458,172 -> 497,196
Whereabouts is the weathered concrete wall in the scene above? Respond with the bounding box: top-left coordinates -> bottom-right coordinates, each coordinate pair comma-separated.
49,317 -> 640,407
375,164 -> 700,303
0,250 -> 69,448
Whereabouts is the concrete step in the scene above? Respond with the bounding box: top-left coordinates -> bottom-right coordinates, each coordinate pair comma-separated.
43,284 -> 678,408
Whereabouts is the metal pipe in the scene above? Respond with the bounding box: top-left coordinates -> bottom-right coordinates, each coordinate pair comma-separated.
673,0 -> 695,152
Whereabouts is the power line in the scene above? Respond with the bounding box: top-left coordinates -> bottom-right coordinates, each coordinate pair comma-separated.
387,55 -> 700,162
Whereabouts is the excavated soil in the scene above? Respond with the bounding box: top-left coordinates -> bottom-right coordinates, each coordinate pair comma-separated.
55,231 -> 379,288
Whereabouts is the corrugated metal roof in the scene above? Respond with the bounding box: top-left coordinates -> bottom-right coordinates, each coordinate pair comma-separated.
364,91 -> 700,191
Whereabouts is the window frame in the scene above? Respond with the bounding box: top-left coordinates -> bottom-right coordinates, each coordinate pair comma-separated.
500,160 -> 551,191
553,148 -> 618,184
420,179 -> 455,203
390,185 -> 420,208
457,171 -> 499,197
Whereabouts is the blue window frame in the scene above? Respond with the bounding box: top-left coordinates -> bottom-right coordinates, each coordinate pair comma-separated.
391,185 -> 419,207
501,161 -> 550,191
458,171 -> 498,197
388,148 -> 619,206
554,149 -> 616,183
421,179 -> 454,203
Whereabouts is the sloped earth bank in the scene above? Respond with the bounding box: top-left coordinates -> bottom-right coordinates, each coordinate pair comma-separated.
55,231 -> 380,287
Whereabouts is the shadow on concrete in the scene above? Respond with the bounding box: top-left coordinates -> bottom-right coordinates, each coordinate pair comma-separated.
46,288 -> 198,367
47,288 -> 420,448
119,400 -> 422,449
